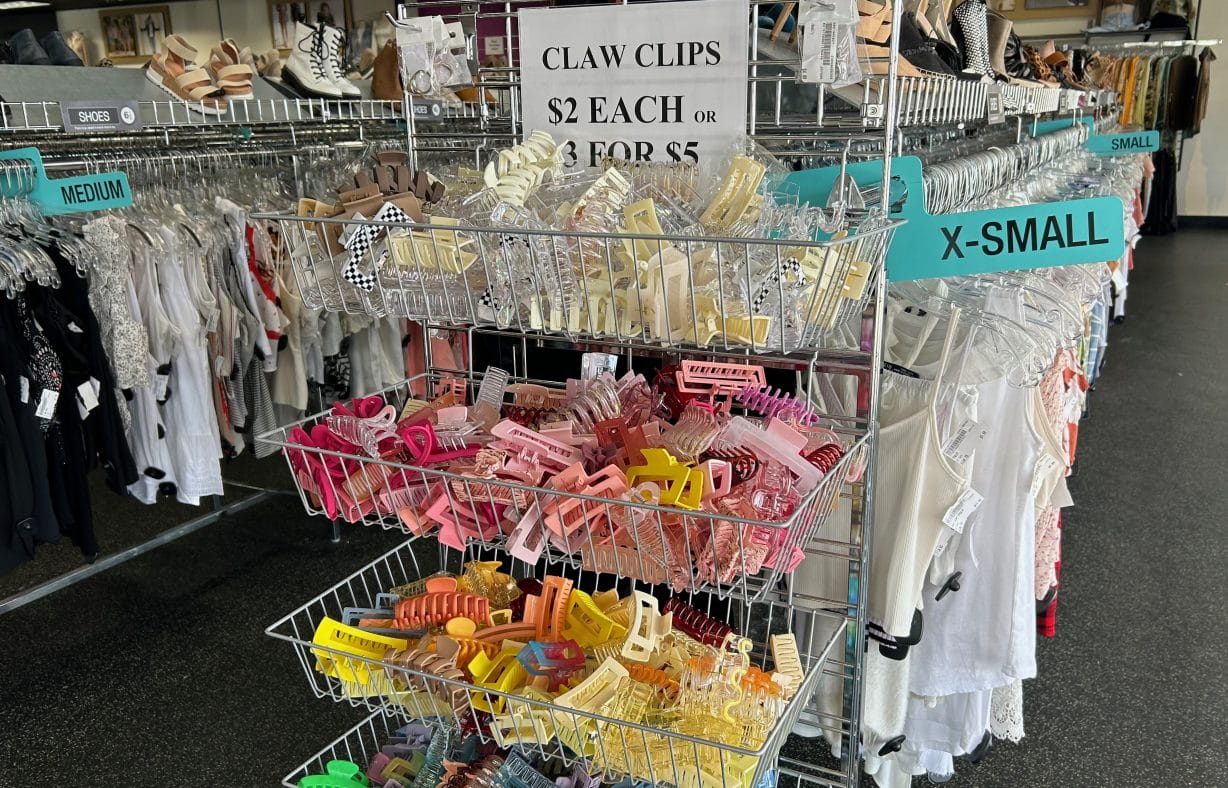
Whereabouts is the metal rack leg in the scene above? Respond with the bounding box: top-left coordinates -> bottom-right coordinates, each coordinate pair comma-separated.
329,519 -> 343,544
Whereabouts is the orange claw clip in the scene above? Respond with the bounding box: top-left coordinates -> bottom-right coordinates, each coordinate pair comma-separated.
521,576 -> 573,641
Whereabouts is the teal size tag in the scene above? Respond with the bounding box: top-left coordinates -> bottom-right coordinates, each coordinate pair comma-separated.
1086,130 -> 1160,155
784,155 -> 1126,281
0,146 -> 132,215
1032,116 -> 1160,156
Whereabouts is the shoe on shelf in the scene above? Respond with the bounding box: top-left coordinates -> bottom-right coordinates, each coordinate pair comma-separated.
371,39 -> 402,102
283,21 -> 343,99
145,34 -> 228,115
208,39 -> 256,100
950,0 -> 996,80
40,32 -> 83,66
255,49 -> 282,80
856,1 -> 925,78
323,25 -> 363,99
8,29 -> 50,65
65,30 -> 88,65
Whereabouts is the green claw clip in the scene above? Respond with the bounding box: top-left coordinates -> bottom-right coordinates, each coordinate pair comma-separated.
297,759 -> 370,788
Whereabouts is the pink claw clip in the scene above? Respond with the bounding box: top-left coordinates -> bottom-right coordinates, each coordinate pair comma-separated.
398,422 -> 482,465
735,384 -> 821,426
328,404 -> 401,458
489,420 -> 582,472
675,361 -> 766,408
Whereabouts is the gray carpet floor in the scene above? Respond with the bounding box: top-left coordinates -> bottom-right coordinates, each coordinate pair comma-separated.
0,230 -> 1222,787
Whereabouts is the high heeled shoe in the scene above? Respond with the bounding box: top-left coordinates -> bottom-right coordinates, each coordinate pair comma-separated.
857,0 -> 926,78
950,0 -> 995,80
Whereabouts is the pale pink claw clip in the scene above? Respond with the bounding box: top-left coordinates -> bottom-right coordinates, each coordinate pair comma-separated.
328,404 -> 400,458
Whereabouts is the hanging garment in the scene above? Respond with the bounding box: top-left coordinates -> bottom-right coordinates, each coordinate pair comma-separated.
869,308 -> 972,639
155,227 -> 224,504
1193,47 -> 1215,134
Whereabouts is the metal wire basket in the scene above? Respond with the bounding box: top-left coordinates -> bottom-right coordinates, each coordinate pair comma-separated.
281,710 -> 403,788
257,372 -> 863,602
259,212 -> 897,355
282,710 -> 839,788
266,539 -> 848,788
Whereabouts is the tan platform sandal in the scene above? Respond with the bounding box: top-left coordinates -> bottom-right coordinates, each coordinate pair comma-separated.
857,0 -> 925,78
146,35 -> 228,115
209,39 -> 256,100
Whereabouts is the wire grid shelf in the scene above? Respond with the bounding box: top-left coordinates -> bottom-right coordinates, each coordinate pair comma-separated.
257,371 -> 864,602
0,97 -> 406,132
266,539 -> 848,788
263,213 -> 897,356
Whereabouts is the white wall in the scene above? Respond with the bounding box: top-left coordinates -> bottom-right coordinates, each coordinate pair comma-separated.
56,0 -> 394,66
1177,2 -> 1227,215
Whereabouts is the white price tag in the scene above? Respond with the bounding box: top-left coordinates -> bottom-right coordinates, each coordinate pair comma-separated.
205,309 -> 219,333
67,321 -> 84,334
1030,453 -> 1061,500
932,528 -> 956,559
154,374 -> 170,401
942,419 -> 989,465
77,380 -> 100,413
943,488 -> 983,535
581,352 -> 619,379
800,21 -> 841,84
338,211 -> 367,248
35,389 -> 59,420
19,376 -> 29,404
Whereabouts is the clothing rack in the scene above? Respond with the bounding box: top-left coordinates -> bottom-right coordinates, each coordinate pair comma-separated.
0,110 -> 396,615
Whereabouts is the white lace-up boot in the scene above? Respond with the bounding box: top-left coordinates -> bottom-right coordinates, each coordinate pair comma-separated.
323,25 -> 362,99
283,21 -> 342,99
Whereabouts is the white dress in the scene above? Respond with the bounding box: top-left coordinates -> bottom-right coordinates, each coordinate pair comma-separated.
156,227 -> 224,504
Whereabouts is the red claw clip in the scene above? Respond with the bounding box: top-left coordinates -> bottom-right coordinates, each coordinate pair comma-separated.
516,639 -> 586,690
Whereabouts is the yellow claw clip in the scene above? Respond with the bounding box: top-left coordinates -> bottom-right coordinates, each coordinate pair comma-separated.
625,448 -> 705,510
562,589 -> 629,647
615,591 -> 673,662
770,633 -> 804,700
468,645 -> 529,714
311,617 -> 408,685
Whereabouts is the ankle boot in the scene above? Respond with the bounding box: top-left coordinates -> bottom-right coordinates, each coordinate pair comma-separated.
322,25 -> 362,99
40,31 -> 83,66
8,29 -> 50,65
283,21 -> 343,99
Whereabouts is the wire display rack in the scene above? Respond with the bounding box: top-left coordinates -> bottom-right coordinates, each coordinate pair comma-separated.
254,1 -> 1132,785
267,539 -> 848,788
263,214 -> 898,355
258,371 -> 866,602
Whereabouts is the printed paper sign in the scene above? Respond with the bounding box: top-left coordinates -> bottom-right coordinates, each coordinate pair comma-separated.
518,0 -> 748,172
61,100 -> 142,133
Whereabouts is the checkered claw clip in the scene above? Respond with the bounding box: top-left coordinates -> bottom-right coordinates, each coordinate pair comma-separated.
340,201 -> 415,291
